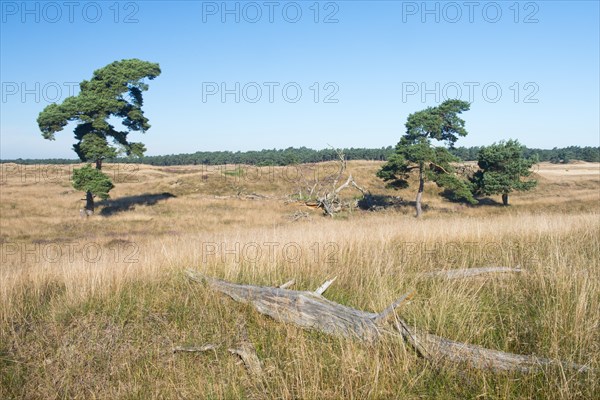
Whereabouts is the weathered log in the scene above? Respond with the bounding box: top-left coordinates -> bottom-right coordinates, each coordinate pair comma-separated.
405,327 -> 590,373
185,270 -> 591,373
421,267 -> 523,280
186,270 -> 381,341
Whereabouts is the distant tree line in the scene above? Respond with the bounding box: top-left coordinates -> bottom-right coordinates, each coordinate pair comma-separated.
449,145 -> 599,164
2,145 -> 598,166
118,147 -> 393,166
1,147 -> 393,166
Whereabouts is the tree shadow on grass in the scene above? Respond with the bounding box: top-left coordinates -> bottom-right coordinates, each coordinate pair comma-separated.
436,188 -> 506,208
357,194 -> 429,212
98,192 -> 176,216
471,197 -> 505,207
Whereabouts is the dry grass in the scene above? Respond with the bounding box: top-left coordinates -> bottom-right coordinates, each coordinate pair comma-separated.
0,161 -> 599,399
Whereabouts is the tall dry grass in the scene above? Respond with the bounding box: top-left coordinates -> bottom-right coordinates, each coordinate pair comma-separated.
1,161 -> 599,399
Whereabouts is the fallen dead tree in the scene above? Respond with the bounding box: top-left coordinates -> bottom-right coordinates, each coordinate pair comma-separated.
290,150 -> 369,216
185,270 -> 591,373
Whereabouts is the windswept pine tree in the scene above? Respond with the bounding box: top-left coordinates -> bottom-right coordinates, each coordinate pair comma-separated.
38,59 -> 161,213
377,100 -> 475,217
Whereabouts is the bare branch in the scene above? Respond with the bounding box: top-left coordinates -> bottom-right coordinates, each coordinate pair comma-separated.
421,267 -> 523,280
373,291 -> 415,324
173,344 -> 217,353
291,150 -> 368,216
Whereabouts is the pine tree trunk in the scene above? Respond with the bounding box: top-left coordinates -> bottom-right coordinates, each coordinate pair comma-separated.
415,165 -> 424,218
95,159 -> 103,170
85,191 -> 94,215
502,193 -> 509,206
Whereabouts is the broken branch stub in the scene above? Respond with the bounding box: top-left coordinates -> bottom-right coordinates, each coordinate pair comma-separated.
373,291 -> 414,324
279,279 -> 295,289
229,322 -> 264,378
315,277 -> 337,295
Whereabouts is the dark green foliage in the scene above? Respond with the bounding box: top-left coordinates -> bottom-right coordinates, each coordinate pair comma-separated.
125,147 -> 395,166
471,140 -> 538,205
404,99 -> 470,145
3,146 -> 598,166
74,133 -> 118,163
38,59 -> 161,164
377,100 -> 476,211
435,173 -> 477,203
72,165 -> 114,200
451,145 -> 599,163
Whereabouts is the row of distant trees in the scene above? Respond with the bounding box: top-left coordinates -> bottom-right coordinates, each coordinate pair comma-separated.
450,145 -> 599,164
4,145 -> 598,166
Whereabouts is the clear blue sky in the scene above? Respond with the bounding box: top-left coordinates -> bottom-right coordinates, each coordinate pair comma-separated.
1,0 -> 599,159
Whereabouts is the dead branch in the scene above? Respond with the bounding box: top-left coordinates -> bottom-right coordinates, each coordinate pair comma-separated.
185,270 -> 591,374
288,151 -> 370,216
406,326 -> 590,373
288,210 -> 310,222
373,291 -> 414,324
421,267 -> 523,280
213,193 -> 272,200
173,344 -> 217,353
229,345 -> 263,377
229,321 -> 263,377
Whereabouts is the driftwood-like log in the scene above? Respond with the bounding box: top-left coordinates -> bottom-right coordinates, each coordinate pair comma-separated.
421,267 -> 523,280
403,326 -> 590,373
186,270 -> 382,341
186,270 -> 591,373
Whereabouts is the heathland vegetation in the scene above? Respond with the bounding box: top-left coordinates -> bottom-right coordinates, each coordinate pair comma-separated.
1,160 -> 598,398
0,60 -> 598,399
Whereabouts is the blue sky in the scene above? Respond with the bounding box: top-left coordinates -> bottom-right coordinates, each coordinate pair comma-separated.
1,0 -> 599,159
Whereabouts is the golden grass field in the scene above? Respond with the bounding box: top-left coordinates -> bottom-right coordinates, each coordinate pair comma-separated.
1,160 -> 599,399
